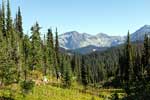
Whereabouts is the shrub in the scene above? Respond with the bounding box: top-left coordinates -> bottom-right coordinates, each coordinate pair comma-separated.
111,93 -> 119,100
20,80 -> 35,95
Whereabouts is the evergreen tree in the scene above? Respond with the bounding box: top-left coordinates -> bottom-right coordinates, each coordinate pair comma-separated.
0,36 -> 16,86
124,31 -> 134,82
16,7 -> 23,38
2,0 -> 6,37
81,56 -> 88,87
55,28 -> 60,67
23,35 -> 30,80
55,28 -> 60,79
12,33 -> 21,82
63,57 -> 72,88
142,34 -> 150,76
71,54 -> 77,75
47,28 -> 54,49
6,0 -> 13,40
30,22 -> 42,70
42,34 -> 48,76
118,51 -> 125,82
134,48 -> 142,80
47,28 -> 54,75
0,7 -> 3,34
60,55 -> 65,77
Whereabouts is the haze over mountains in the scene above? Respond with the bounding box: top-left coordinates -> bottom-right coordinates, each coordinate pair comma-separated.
59,25 -> 150,51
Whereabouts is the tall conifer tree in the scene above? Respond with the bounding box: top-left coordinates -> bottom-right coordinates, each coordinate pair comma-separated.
142,34 -> 150,76
124,31 -> 134,81
30,22 -> 42,70
2,0 -> 6,37
47,28 -> 54,75
81,56 -> 88,87
17,7 -> 23,38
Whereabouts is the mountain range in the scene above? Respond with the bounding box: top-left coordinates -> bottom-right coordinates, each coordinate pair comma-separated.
59,25 -> 150,53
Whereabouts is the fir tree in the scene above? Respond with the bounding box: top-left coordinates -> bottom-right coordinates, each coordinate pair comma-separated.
55,28 -> 60,79
2,0 -> 6,37
142,34 -> 150,76
23,35 -> 30,80
0,7 -> 3,34
6,0 -> 13,40
47,28 -> 54,75
71,54 -> 77,75
47,28 -> 54,49
42,34 -> 48,76
81,56 -> 88,88
63,57 -> 72,88
55,28 -> 60,67
12,33 -> 21,82
30,22 -> 42,70
134,48 -> 142,80
124,31 -> 134,82
17,7 -> 23,38
60,55 -> 65,77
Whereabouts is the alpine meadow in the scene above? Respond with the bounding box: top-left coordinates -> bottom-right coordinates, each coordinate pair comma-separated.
0,0 -> 150,100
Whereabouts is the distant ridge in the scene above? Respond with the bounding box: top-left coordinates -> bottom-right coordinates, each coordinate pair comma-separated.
59,25 -> 150,50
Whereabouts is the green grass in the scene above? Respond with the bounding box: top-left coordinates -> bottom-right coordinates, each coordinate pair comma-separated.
23,85 -> 101,100
0,72 -> 124,100
0,84 -> 101,100
0,84 -> 124,100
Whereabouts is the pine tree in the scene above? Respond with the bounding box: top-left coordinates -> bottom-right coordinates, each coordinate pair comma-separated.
23,35 -> 30,80
12,33 -> 21,82
47,28 -> 54,75
76,55 -> 81,82
60,55 -> 65,77
6,0 -> 13,40
42,34 -> 48,76
0,7 -> 3,34
0,35 -> 16,86
16,7 -> 23,38
81,56 -> 88,88
2,0 -> 6,37
142,34 -> 150,76
47,28 -> 54,49
118,51 -> 125,82
55,28 -> 60,79
14,13 -> 18,29
30,22 -> 42,70
63,57 -> 72,88
134,48 -> 142,80
124,31 -> 134,82
71,54 -> 78,75
55,28 -> 60,67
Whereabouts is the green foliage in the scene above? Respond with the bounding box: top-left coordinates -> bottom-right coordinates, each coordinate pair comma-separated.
63,59 -> 72,88
111,93 -> 119,100
2,1 -> 150,100
81,56 -> 88,87
124,31 -> 134,82
55,28 -> 60,79
20,80 -> 35,94
91,96 -> 96,100
46,28 -> 55,76
2,0 -> 6,37
17,7 -> 23,38
30,22 -> 42,70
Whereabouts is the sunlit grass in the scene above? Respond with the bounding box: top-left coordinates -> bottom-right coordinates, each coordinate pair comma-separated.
25,85 -> 101,100
0,73 -> 124,100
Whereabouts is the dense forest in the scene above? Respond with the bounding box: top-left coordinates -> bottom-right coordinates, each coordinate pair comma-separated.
0,0 -> 150,100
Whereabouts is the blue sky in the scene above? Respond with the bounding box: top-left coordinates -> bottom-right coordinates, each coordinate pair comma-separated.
4,0 -> 150,35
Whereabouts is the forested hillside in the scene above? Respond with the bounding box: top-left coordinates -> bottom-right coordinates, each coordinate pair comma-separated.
0,0 -> 150,100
